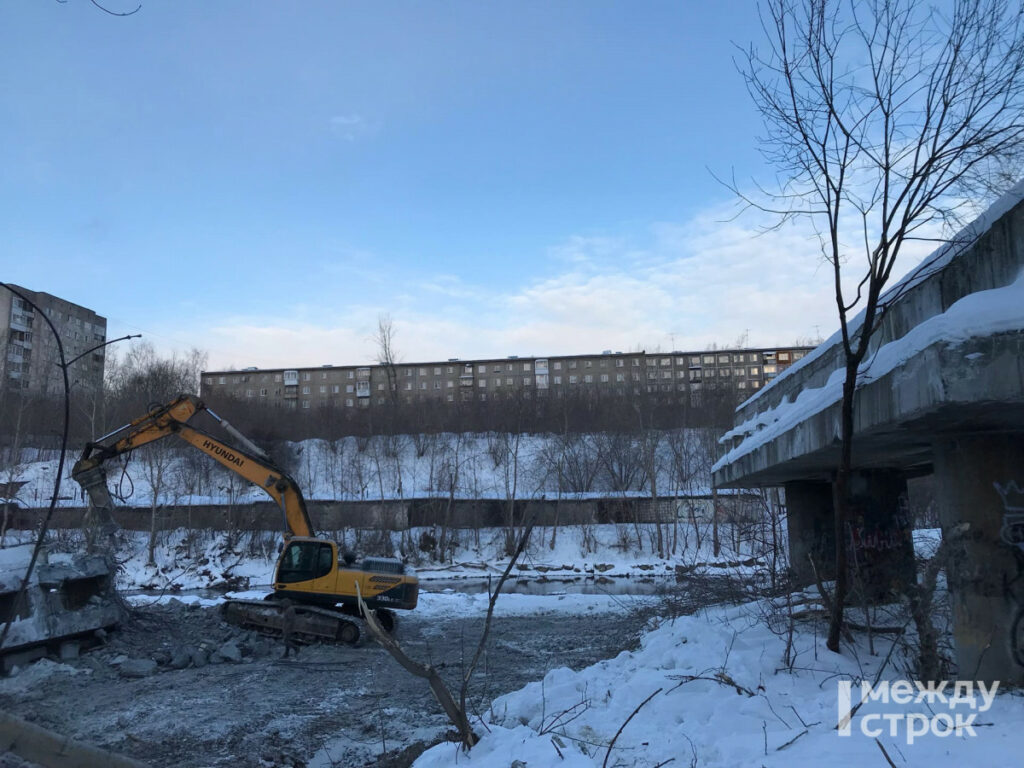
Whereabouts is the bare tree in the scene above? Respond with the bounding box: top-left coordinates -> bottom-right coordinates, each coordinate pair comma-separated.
357,519 -> 536,751
373,313 -> 400,409
104,342 -> 207,560
741,0 -> 1024,652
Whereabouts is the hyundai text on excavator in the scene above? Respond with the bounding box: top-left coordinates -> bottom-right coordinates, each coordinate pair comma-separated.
71,394 -> 418,645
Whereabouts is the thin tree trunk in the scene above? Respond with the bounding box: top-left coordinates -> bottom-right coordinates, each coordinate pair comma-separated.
828,363 -> 858,652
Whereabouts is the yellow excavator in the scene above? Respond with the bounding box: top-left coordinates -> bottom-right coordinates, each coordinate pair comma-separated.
71,394 -> 418,645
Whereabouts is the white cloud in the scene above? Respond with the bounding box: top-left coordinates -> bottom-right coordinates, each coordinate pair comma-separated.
124,200 -> 948,371
328,114 -> 370,141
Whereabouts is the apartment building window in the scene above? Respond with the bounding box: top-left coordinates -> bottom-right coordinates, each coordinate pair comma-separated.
303,372 -> 311,381
585,360 -> 592,368
447,366 -> 454,374
523,362 -> 531,372
494,378 -> 502,387
702,355 -> 715,364
345,399 -> 354,407
677,371 -> 686,379
569,375 -> 578,384
523,377 -> 531,385
553,376 -> 561,385
274,374 -> 282,382
752,380 -> 762,388
347,371 -> 355,379
218,376 -> 226,384
479,393 -> 487,401
660,371 -> 671,379
599,359 -> 607,367
553,361 -> 562,370
647,371 -> 657,380
332,385 -> 340,393
646,359 -> 656,367
302,386 -> 310,394
632,359 -> 640,367
706,369 -> 716,377
793,351 -> 806,360
246,389 -> 254,397
660,358 -> 670,366
321,372 -> 328,379
734,368 -> 745,377
568,361 -> 577,369
615,359 -> 624,367
433,367 -> 441,375
616,373 -> 624,382
302,401 -> 310,409
405,369 -> 413,377
749,366 -> 760,376
446,394 -> 454,402
779,352 -> 790,362
446,381 -> 454,388
506,377 -> 513,385
433,381 -> 440,390
675,357 -> 685,366
764,364 -> 777,374
478,379 -> 487,387
584,374 -> 593,383
738,381 -> 747,389
720,369 -> 731,377
404,382 -> 412,391
260,388 -> 268,396
474,365 -> 483,374
319,385 -> 327,393
346,384 -> 354,393
420,382 -> 427,390
600,374 -> 609,383
377,383 -> 385,391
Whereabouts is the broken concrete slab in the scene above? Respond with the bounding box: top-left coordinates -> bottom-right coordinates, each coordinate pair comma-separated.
214,642 -> 241,663
169,647 -> 192,669
0,543 -> 123,672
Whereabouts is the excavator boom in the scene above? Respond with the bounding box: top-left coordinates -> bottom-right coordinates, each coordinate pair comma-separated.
73,394 -> 314,538
72,393 -> 418,646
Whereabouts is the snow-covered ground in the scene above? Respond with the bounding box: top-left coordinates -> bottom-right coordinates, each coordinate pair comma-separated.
4,429 -> 722,508
9,524 -> 1012,768
413,596 -> 1024,768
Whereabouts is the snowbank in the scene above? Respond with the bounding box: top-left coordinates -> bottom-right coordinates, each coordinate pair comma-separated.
414,599 -> 1024,768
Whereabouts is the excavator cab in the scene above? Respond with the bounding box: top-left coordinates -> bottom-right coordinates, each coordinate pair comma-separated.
273,538 -> 418,612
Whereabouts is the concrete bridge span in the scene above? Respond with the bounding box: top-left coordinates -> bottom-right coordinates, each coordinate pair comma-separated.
713,182 -> 1024,684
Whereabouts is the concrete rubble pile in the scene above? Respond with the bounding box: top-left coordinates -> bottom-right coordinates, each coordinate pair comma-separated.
0,543 -> 123,672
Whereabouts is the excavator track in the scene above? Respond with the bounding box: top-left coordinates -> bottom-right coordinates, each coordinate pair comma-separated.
220,599 -> 398,646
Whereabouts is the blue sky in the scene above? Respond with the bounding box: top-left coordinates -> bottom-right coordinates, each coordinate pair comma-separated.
3,0 -> 872,369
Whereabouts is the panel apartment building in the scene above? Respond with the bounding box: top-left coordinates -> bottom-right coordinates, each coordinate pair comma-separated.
1,285 -> 107,395
201,346 -> 813,411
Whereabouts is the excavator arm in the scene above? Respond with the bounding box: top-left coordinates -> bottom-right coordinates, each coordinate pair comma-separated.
72,394 -> 314,539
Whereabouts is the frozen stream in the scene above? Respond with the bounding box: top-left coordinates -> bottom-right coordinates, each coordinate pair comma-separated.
0,584 -> 669,768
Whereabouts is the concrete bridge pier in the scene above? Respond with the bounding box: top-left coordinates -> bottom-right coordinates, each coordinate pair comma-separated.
846,470 -> 915,600
785,480 -> 836,585
786,471 -> 915,599
934,434 -> 1024,686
